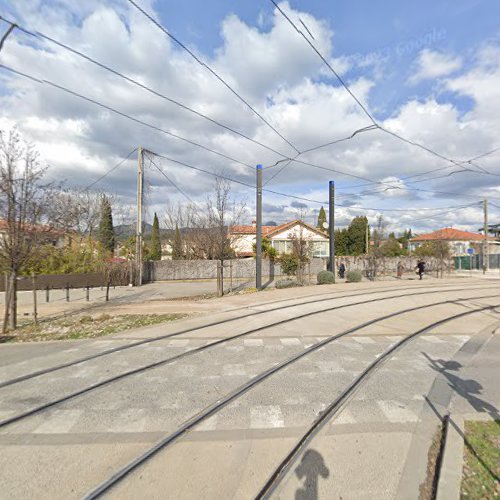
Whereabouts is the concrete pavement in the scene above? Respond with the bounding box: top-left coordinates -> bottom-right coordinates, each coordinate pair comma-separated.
0,280 -> 498,499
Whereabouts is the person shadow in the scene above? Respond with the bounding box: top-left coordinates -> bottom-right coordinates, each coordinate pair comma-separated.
423,352 -> 500,483
294,449 -> 330,500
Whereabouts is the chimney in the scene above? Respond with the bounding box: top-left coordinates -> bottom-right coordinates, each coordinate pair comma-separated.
251,219 -> 256,228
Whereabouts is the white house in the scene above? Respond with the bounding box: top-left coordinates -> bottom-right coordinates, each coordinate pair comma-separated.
230,219 -> 329,258
409,227 -> 490,256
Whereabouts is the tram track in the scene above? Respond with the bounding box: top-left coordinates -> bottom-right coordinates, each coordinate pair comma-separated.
0,282 -> 495,391
81,296 -> 499,499
0,286 -> 496,430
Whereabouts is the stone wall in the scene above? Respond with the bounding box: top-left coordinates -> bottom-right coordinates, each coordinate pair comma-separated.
143,255 -> 453,282
144,258 -> 326,282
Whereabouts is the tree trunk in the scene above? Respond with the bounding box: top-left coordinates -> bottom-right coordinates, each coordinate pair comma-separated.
2,274 -> 10,334
8,272 -> 17,330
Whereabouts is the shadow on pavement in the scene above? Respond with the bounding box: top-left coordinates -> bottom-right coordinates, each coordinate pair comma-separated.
423,353 -> 500,483
294,449 -> 330,500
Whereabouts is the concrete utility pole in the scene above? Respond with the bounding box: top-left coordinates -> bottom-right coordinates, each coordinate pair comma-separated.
484,198 -> 489,272
135,147 -> 144,286
329,180 -> 335,283
256,164 -> 263,290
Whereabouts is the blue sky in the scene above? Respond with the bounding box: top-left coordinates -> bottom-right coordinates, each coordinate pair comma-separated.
0,0 -> 499,231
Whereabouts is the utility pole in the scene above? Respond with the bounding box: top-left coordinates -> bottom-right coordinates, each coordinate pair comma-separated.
365,222 -> 369,254
483,198 -> 489,273
135,147 -> 144,286
329,180 -> 335,283
256,164 -> 263,290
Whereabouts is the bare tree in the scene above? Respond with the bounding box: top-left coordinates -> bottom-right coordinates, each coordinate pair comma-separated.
0,129 -> 50,331
288,210 -> 312,282
371,215 -> 386,278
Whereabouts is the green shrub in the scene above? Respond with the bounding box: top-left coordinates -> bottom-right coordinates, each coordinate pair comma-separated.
317,270 -> 335,284
279,254 -> 299,276
275,279 -> 303,289
346,270 -> 362,283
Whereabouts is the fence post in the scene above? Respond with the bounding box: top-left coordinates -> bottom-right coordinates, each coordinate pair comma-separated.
86,285 -> 90,302
32,273 -> 38,325
106,281 -> 110,302
45,285 -> 50,302
66,284 -> 70,302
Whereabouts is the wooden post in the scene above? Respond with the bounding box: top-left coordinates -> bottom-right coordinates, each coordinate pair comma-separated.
45,285 -> 50,302
32,273 -> 38,325
66,284 -> 70,302
86,286 -> 90,301
106,281 -> 110,302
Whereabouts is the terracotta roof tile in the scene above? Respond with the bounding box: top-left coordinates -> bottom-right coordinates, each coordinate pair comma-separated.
410,228 -> 484,242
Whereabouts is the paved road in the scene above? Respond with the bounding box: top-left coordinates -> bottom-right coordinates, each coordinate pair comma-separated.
0,279 -> 498,499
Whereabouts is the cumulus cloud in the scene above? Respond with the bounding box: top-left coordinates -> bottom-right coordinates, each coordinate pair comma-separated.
0,1 -> 499,233
408,48 -> 462,84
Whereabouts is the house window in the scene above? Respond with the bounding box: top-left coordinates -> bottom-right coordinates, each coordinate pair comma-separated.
273,240 -> 291,254
312,241 -> 329,257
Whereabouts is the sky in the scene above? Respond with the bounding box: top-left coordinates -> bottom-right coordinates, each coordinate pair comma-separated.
0,0 -> 499,232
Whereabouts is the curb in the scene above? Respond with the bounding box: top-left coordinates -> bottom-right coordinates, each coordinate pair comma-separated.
436,414 -> 464,500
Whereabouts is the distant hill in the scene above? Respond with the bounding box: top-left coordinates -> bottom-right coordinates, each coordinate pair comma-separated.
114,222 -> 170,241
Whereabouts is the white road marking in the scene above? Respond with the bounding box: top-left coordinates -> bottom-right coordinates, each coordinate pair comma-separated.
33,409 -> 83,434
244,339 -> 264,347
250,405 -> 284,429
334,409 -> 356,425
353,337 -> 376,344
195,415 -> 218,431
378,400 -> 418,423
421,336 -> 444,343
280,338 -> 301,346
168,339 -> 189,347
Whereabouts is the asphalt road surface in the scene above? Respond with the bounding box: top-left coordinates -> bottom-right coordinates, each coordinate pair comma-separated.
0,278 -> 498,499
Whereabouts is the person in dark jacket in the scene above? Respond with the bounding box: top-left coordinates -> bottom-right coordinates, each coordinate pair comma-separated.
338,262 -> 346,279
416,260 -> 425,280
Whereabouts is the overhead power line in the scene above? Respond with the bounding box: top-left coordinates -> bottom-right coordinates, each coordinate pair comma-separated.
85,147 -> 138,190
145,151 -> 196,205
126,0 -> 300,154
0,15 -> 292,161
0,63 -> 257,170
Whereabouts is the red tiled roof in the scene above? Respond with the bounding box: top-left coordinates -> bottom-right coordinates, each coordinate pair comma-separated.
0,219 -> 67,235
230,220 -> 328,238
410,228 -> 484,242
230,221 -> 292,235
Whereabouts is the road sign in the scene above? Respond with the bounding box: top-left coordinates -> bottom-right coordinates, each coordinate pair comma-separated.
467,248 -> 474,255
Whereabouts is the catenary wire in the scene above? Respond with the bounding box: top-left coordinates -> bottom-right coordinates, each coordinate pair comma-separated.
0,63 -> 257,170
125,0 -> 300,155
84,148 -> 138,190
0,15 -> 293,162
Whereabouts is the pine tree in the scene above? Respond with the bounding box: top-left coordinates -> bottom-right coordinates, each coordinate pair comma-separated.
172,225 -> 183,260
316,206 -> 327,229
149,212 -> 162,261
98,195 -> 115,254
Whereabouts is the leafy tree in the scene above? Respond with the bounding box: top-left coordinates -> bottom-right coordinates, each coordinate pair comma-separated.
253,236 -> 277,260
334,228 -> 349,255
380,238 -> 406,257
347,216 -> 369,255
98,195 -> 115,254
398,228 -> 413,250
280,253 -> 299,276
149,212 -> 162,261
172,225 -> 183,260
316,206 -> 327,229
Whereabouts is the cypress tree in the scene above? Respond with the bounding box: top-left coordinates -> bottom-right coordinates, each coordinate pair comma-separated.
98,195 -> 115,254
172,225 -> 183,260
347,216 -> 368,255
317,206 -> 327,229
149,212 -> 162,261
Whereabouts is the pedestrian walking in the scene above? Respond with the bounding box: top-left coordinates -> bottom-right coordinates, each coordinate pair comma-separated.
416,260 -> 425,280
338,262 -> 346,279
397,261 -> 404,279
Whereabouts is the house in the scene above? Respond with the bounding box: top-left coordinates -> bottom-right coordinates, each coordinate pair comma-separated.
408,227 -> 492,256
230,219 -> 329,258
0,219 -> 69,248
